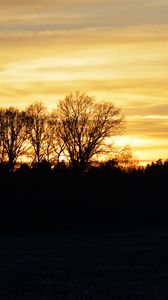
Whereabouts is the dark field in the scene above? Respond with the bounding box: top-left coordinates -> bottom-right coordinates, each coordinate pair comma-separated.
1,228 -> 168,299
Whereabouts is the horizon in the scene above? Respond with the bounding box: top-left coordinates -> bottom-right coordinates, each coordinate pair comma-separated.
0,0 -> 168,165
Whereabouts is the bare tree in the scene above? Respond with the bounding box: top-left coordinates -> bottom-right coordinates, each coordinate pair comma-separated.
46,111 -> 65,165
115,145 -> 139,170
0,107 -> 28,170
56,91 -> 124,172
25,102 -> 49,165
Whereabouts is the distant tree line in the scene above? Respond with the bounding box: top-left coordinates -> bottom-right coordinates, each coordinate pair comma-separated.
0,92 -> 124,172
0,155 -> 168,234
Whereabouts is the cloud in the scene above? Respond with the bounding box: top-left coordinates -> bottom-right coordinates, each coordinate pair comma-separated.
0,0 -> 168,32
125,114 -> 168,140
0,24 -> 167,47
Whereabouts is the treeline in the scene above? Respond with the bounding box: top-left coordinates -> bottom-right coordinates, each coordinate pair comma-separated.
0,158 -> 168,234
0,92 -> 123,172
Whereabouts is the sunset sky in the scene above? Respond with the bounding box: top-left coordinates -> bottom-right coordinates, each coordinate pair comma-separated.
0,0 -> 168,164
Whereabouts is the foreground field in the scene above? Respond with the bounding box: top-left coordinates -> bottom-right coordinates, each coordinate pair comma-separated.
1,228 -> 168,299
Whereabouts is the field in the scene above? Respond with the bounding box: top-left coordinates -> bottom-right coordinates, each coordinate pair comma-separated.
1,228 -> 168,299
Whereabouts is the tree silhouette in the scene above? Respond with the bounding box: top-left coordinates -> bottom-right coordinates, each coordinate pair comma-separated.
45,111 -> 65,165
0,107 -> 28,170
56,91 -> 124,173
25,102 -> 49,165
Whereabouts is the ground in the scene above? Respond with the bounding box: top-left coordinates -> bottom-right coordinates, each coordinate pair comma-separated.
1,228 -> 168,299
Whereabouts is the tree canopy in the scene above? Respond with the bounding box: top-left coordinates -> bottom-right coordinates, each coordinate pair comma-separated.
56,92 -> 124,172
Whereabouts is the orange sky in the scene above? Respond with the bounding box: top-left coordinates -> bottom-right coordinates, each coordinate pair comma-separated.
0,0 -> 168,164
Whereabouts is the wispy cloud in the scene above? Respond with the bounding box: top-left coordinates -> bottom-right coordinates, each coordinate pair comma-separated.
0,0 -> 168,31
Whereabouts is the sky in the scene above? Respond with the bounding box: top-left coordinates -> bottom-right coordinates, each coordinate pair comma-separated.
0,0 -> 168,164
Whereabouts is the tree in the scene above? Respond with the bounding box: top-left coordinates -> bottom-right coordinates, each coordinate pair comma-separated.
0,107 -> 28,170
46,111 -> 65,165
25,102 -> 49,165
115,145 -> 139,170
56,91 -> 124,172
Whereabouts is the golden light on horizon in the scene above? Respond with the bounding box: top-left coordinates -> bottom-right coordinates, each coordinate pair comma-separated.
0,0 -> 168,165
116,134 -> 168,165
